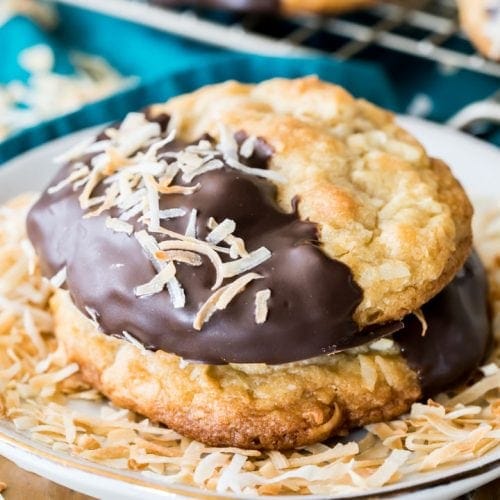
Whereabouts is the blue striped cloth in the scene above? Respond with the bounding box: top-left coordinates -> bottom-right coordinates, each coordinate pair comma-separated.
0,3 -> 497,164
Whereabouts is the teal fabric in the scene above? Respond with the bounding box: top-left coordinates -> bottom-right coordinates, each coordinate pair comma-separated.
0,4 -> 398,164
0,3 -> 498,164
0,15 -> 73,83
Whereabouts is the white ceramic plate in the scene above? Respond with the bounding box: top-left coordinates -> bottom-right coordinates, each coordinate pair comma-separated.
0,116 -> 499,500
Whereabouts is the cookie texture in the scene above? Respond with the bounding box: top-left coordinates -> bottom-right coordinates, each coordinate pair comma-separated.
150,77 -> 473,326
52,289 -> 421,450
458,0 -> 500,60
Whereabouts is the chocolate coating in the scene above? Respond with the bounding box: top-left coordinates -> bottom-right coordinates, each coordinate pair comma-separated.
395,251 -> 491,396
27,125 -> 383,364
26,115 -> 492,393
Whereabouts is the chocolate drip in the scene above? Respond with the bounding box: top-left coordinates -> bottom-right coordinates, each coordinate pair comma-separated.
27,126 -> 377,364
395,251 -> 491,396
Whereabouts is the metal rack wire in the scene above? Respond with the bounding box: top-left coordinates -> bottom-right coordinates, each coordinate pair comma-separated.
55,0 -> 500,133
57,0 -> 500,78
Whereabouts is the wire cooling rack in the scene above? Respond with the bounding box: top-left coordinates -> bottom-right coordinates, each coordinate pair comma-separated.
56,0 -> 500,78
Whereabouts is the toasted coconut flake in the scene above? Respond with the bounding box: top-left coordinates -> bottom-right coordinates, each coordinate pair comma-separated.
254,289 -> 271,324
206,218 -> 236,245
134,263 -> 176,298
480,363 -> 499,377
226,235 -> 248,259
167,277 -> 186,309
122,331 -> 145,352
117,187 -> 145,211
143,174 -> 161,230
105,217 -> 133,236
182,159 -> 225,183
134,230 -> 162,272
185,209 -> 198,239
222,247 -> 271,278
207,218 -> 247,258
83,183 -> 119,219
49,266 -> 67,289
144,129 -> 176,159
159,239 -> 224,290
217,273 -> 262,310
156,183 -> 200,196
47,165 -> 90,194
374,355 -> 400,389
158,208 -> 186,220
176,151 -> 205,173
217,123 -> 239,160
370,338 -> 395,351
23,309 -> 46,357
366,449 -> 410,487
78,168 -> 104,209
120,161 -> 165,177
225,156 -> 285,184
29,362 -> 79,390
413,308 -> 428,337
193,452 -> 230,485
116,121 -> 161,158
158,164 -> 180,187
446,371 -> 500,406
358,354 -> 378,391
119,201 -> 144,222
239,136 -> 257,159
160,250 -> 202,267
53,136 -> 94,165
194,273 -> 262,330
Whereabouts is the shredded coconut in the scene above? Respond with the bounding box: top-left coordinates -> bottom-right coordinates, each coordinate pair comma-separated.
45,115 -> 279,328
1,169 -> 499,498
49,266 -> 67,289
0,45 -> 133,142
254,289 -> 271,324
105,217 -> 133,236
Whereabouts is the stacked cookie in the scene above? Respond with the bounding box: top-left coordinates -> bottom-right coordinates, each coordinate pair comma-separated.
27,78 -> 491,449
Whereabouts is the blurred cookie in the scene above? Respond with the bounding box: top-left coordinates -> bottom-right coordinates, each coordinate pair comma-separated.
458,0 -> 500,60
151,0 -> 377,14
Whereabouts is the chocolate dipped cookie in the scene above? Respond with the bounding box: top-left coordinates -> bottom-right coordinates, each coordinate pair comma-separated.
27,77 -> 491,450
150,0 -> 376,14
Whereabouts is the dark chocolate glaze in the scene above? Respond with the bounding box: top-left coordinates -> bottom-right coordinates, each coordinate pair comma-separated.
395,251 -> 491,396
150,0 -> 280,13
27,125 -> 389,364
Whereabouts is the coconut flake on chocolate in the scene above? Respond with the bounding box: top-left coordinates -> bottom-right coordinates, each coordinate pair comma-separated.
47,165 -> 89,195
206,218 -> 236,245
134,263 -> 176,298
27,110 -> 386,364
69,115 -> 277,319
194,273 -> 262,331
105,217 -> 133,235
184,209 -> 198,238
254,289 -> 271,324
221,247 -> 272,278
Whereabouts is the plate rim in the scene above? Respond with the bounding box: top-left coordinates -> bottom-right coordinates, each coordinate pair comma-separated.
0,422 -> 499,500
0,117 -> 499,499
